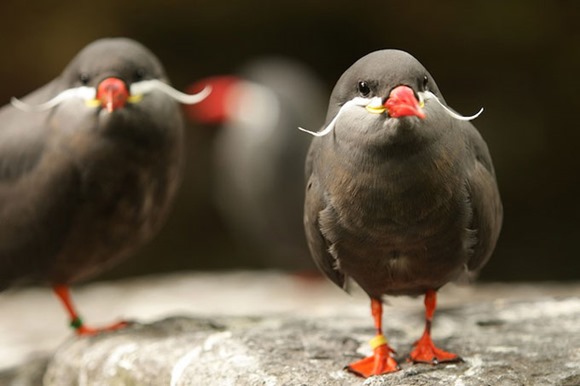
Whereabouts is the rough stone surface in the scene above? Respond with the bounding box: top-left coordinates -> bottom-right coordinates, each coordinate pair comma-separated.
0,272 -> 579,385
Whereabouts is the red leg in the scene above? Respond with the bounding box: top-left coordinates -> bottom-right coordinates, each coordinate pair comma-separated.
53,285 -> 129,336
408,289 -> 461,364
347,298 -> 399,378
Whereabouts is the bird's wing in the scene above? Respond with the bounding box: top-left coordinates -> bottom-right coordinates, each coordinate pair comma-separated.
463,124 -> 503,273
0,82 -> 82,286
303,142 -> 346,288
0,83 -> 57,182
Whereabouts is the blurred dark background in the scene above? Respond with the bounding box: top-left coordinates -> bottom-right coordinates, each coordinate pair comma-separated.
0,0 -> 578,282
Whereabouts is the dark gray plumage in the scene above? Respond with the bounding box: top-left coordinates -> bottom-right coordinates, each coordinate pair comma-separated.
0,38 -> 184,333
303,49 -> 502,376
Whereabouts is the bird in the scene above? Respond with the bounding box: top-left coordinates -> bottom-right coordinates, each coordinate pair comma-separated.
0,37 -> 209,335
185,58 -> 326,273
302,49 -> 502,377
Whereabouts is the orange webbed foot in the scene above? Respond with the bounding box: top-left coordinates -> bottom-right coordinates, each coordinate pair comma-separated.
347,336 -> 400,378
408,332 -> 461,364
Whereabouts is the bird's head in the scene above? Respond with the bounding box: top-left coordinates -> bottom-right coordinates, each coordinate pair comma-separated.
298,50 -> 482,139
11,38 -> 211,114
183,74 -> 283,135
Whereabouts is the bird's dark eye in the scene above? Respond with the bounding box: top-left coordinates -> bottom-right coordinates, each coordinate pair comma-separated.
134,68 -> 146,82
79,73 -> 90,85
422,75 -> 429,90
357,81 -> 371,96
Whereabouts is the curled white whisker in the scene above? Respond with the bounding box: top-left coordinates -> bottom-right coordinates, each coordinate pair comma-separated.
130,79 -> 211,105
298,97 -> 371,137
298,112 -> 339,137
422,90 -> 483,121
11,87 -> 97,112
11,79 -> 211,113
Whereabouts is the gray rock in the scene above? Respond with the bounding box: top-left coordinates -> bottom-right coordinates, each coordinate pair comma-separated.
0,355 -> 48,386
0,273 -> 579,385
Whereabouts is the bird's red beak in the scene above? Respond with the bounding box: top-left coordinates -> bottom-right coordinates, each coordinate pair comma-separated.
96,78 -> 129,113
384,85 -> 425,119
184,76 -> 239,124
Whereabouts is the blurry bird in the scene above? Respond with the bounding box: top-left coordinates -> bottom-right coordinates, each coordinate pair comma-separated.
185,58 -> 327,273
302,50 -> 502,377
0,37 -> 209,335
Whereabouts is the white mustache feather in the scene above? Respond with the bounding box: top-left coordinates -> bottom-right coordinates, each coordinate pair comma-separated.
298,97 -> 373,137
11,79 -> 211,112
298,92 -> 483,138
422,91 -> 483,121
11,87 -> 97,112
130,79 -> 212,105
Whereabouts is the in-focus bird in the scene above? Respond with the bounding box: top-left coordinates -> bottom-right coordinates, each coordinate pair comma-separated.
302,49 -> 502,377
185,58 -> 326,272
0,37 -> 209,335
